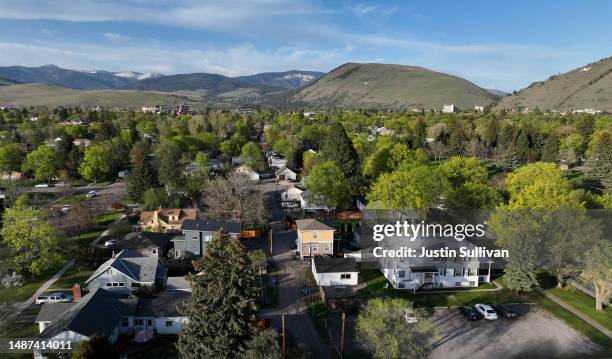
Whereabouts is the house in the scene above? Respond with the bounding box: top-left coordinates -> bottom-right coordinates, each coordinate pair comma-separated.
34,287 -> 138,356
311,257 -> 359,286
296,219 -> 335,259
114,232 -> 181,257
86,250 -> 168,294
300,190 -> 330,211
34,285 -> 191,357
235,164 -> 260,181
173,219 -> 241,258
474,105 -> 485,112
138,208 -> 198,232
378,236 -> 491,291
268,154 -> 287,169
281,185 -> 304,202
442,104 -> 457,113
276,166 -> 297,181
72,138 -> 91,147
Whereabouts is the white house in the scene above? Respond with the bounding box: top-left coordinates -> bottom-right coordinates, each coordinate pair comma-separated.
235,164 -> 260,181
281,185 -> 304,202
311,257 -> 359,286
276,166 -> 297,181
474,105 -> 485,112
85,250 -> 167,294
268,154 -> 287,169
442,104 -> 457,113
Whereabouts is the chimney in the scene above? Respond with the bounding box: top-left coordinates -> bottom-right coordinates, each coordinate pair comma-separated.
72,284 -> 82,301
112,251 -> 116,259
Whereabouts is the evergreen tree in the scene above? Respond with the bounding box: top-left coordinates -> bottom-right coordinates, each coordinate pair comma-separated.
127,141 -> 157,201
178,232 -> 258,358
413,117 -> 426,148
541,133 -> 560,163
319,122 -> 360,178
585,130 -> 612,193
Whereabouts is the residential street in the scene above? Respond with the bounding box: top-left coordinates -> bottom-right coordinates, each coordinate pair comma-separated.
256,180 -> 331,359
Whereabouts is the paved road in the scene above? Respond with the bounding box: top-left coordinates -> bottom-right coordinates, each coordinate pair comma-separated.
537,286 -> 612,339
256,180 -> 331,359
13,260 -> 74,316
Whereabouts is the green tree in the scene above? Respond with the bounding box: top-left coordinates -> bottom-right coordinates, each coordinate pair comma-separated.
356,298 -> 428,359
557,133 -> 583,165
582,240 -> 611,311
0,195 -> 64,275
240,142 -> 267,172
79,144 -> 112,182
127,141 -> 158,201
368,166 -> 448,216
319,122 -> 360,179
21,145 -> 62,181
141,188 -> 179,211
178,231 -> 258,358
72,335 -> 119,359
585,130 -> 612,193
445,182 -> 502,209
0,143 -> 24,178
156,140 -> 183,192
307,161 -> 352,209
244,329 -> 281,359
438,156 -> 488,187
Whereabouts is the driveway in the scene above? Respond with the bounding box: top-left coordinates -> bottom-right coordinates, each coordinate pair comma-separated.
255,179 -> 331,359
428,305 -> 605,359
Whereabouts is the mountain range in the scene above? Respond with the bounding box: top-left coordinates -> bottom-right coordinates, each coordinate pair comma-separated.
0,59 -> 610,111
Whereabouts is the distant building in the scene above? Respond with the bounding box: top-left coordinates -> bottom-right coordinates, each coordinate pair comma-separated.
573,108 -> 602,115
474,105 -> 485,112
177,104 -> 190,115
442,104 -> 457,113
235,164 -> 260,181
142,106 -> 157,113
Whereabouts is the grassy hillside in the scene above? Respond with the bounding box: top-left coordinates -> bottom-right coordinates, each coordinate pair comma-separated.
291,62 -> 497,110
0,84 -> 203,108
496,56 -> 612,112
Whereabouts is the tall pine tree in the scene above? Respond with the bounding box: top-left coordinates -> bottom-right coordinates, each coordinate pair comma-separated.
126,141 -> 157,201
178,231 -> 258,359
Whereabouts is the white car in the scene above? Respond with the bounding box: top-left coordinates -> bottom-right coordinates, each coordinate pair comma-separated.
60,205 -> 70,214
474,304 -> 498,320
86,190 -> 97,198
55,182 -> 70,187
104,239 -> 117,247
35,292 -> 73,305
34,183 -> 49,188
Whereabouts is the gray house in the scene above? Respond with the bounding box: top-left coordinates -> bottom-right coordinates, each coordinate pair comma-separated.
172,219 -> 241,258
86,250 -> 168,294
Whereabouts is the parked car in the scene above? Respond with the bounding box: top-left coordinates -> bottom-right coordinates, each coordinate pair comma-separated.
60,205 -> 70,214
459,306 -> 481,321
34,183 -> 49,188
104,239 -> 118,247
281,201 -> 298,208
86,190 -> 97,198
55,182 -> 70,187
35,292 -> 73,304
492,304 -> 517,318
474,304 -> 498,320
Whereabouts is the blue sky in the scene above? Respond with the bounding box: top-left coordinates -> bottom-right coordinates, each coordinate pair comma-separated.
0,0 -> 610,91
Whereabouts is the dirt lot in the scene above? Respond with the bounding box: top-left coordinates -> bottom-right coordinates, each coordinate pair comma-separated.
427,304 -> 605,359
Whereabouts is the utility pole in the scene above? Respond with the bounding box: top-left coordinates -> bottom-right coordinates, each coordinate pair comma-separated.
340,312 -> 346,359
281,314 -> 286,359
268,227 -> 273,255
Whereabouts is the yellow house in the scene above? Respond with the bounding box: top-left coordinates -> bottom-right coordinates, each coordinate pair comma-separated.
295,219 -> 335,260
138,208 -> 198,232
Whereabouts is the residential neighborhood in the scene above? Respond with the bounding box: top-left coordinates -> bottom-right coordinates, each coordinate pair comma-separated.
0,2 -> 610,359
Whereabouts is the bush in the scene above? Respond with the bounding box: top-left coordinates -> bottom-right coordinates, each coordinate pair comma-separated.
1,272 -> 24,288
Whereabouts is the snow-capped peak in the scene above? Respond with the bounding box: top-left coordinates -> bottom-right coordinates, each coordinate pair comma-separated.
281,73 -> 315,82
113,71 -> 163,80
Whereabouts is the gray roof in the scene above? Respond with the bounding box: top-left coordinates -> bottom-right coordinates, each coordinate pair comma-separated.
313,257 -> 359,273
181,219 -> 241,233
39,288 -> 137,339
35,303 -> 75,322
118,232 -> 180,250
166,276 -> 191,291
135,290 -> 191,317
86,250 -> 166,284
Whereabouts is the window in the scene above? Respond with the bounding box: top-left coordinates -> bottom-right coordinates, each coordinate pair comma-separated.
204,235 -> 212,242
192,234 -> 198,240
112,283 -> 118,287
340,274 -> 351,280
439,269 -> 446,276
165,321 -> 173,328
311,243 -> 318,252
147,320 -> 153,326
468,268 -> 477,276
106,283 -> 112,287
398,270 -> 405,278
106,268 -> 113,275
455,282 -> 461,287
324,243 -> 331,252
175,250 -> 182,258
469,281 -> 476,286
312,231 -> 318,240
398,282 -> 405,288
152,248 -> 158,255
134,319 -> 144,326
118,283 -> 125,287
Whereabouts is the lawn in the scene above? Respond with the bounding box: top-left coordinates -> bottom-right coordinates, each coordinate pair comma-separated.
60,192 -> 87,205
0,271 -> 56,305
66,228 -> 104,249
548,286 -> 612,332
93,210 -> 122,226
48,269 -> 95,291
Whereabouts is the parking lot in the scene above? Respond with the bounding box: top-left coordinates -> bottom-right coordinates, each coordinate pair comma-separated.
427,304 -> 603,359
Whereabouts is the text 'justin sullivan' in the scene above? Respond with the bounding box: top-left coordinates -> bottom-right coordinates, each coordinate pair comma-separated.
372,246 -> 509,258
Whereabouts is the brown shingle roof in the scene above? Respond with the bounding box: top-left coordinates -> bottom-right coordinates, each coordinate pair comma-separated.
295,218 -> 335,231
139,208 -> 198,225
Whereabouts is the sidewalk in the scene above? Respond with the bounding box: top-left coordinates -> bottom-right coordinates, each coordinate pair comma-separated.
536,287 -> 612,339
